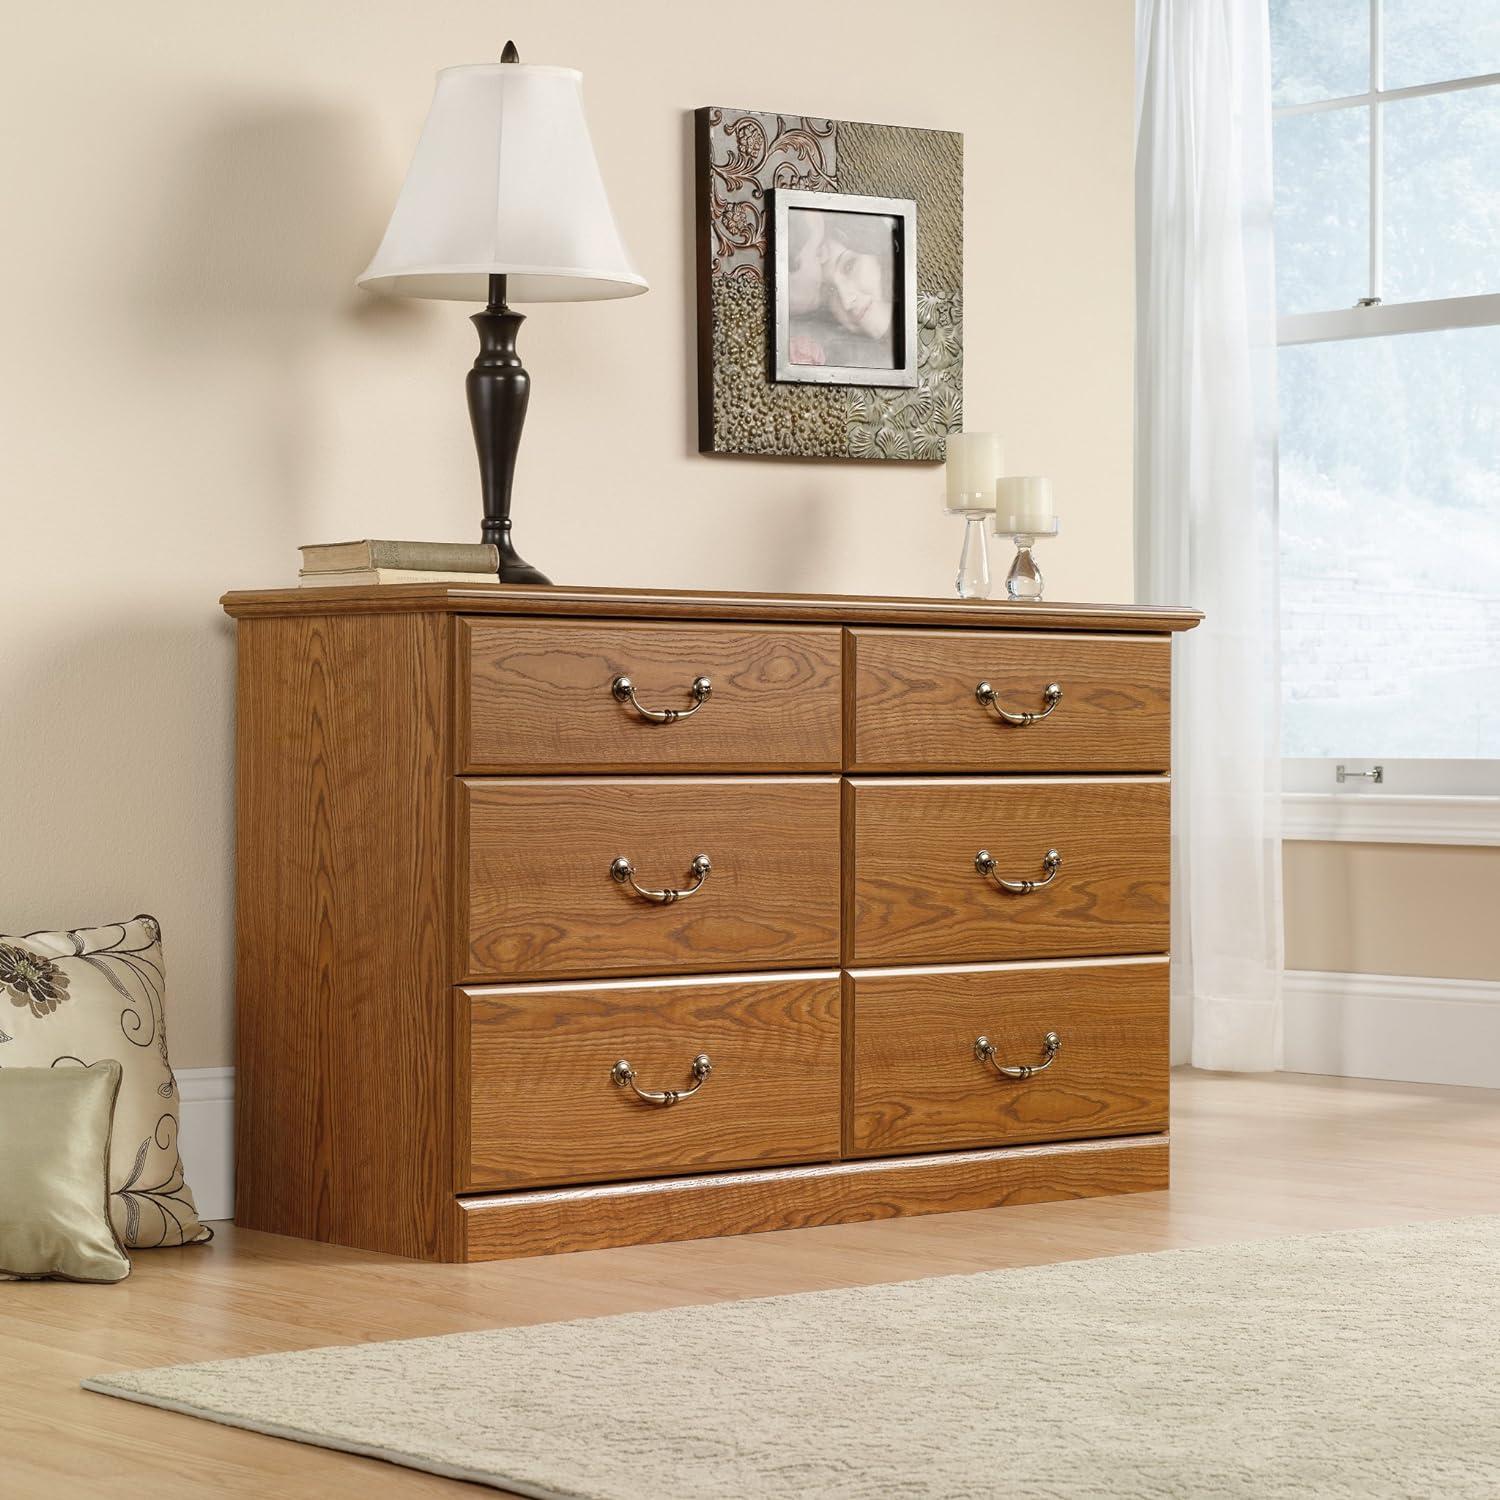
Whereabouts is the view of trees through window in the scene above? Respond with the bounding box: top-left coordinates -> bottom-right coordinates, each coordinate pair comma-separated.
1270,0 -> 1500,761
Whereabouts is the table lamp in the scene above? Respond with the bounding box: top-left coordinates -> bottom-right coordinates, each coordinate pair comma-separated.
358,42 -> 648,584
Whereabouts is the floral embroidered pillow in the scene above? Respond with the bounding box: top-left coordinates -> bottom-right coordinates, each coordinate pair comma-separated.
0,915 -> 209,1248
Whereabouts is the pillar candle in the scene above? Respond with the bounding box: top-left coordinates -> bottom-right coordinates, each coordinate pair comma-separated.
995,476 -> 1055,533
944,432 -> 1003,510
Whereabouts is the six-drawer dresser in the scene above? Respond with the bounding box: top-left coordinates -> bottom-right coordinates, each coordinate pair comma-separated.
222,583 -> 1200,1261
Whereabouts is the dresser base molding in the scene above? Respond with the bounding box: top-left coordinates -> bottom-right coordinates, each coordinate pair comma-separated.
455,1134 -> 1169,1262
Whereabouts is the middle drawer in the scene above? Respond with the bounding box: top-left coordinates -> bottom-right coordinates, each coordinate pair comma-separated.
461,777 -> 842,981
846,776 -> 1170,965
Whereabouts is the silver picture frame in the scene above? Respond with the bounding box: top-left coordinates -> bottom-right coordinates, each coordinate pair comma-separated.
769,188 -> 919,389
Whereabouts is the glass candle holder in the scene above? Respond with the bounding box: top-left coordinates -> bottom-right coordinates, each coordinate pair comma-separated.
949,504 -> 993,599
944,433 -> 1003,600
993,515 -> 1061,600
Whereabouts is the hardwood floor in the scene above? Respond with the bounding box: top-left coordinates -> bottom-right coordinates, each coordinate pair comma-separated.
8,1068 -> 1500,1498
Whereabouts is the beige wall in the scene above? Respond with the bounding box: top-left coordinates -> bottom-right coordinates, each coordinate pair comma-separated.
0,2 -> 1138,1067
1284,843 -> 1500,980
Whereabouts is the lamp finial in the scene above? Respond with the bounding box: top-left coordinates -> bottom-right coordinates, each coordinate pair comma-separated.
501,39 -> 520,63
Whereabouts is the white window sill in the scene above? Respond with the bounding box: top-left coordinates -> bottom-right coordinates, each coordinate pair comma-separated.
1282,793 -> 1500,846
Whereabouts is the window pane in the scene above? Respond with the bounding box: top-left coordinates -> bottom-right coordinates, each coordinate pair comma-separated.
1383,85 -> 1500,302
1382,0 -> 1500,90
1273,107 -> 1369,314
1271,0 -> 1369,106
1280,327 -> 1500,758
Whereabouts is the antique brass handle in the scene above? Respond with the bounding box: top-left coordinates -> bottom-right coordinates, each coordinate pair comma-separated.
975,680 -> 1062,726
610,852 -> 712,904
611,673 -> 712,723
975,1031 -> 1061,1079
975,847 -> 1062,894
612,1052 -> 713,1106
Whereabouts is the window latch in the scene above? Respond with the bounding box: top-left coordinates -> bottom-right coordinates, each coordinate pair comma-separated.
1336,764 -> 1384,784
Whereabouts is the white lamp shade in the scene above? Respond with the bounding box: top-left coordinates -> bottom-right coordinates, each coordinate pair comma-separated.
358,63 -> 648,304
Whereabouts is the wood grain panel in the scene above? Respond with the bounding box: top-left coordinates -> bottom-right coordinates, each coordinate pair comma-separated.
233,611 -> 454,1260
461,973 -> 842,1189
847,777 -> 1171,964
458,1136 -> 1169,1260
848,628 -> 1170,772
462,777 -> 841,980
848,959 -> 1169,1156
458,618 -> 842,772
222,582 -> 1204,635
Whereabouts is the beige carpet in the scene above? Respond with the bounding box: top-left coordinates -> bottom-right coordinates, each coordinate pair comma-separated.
85,1217 -> 1500,1499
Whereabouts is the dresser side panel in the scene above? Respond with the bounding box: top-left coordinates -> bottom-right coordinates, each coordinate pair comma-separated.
233,611 -> 454,1259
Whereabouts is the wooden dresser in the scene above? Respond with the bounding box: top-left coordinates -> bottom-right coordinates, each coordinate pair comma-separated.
222,584 -> 1200,1262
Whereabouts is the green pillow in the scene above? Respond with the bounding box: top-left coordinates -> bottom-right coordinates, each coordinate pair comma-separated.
0,1062 -> 131,1282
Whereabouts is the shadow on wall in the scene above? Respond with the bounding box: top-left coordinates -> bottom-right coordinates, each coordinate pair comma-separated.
0,613 -> 238,1066
680,107 -> 700,460
670,111 -> 879,596
128,100 -> 429,544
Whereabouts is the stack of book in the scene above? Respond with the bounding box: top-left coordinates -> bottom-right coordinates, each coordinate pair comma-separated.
298,540 -> 500,587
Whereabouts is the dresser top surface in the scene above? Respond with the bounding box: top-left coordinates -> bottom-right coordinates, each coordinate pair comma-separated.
221,582 -> 1202,633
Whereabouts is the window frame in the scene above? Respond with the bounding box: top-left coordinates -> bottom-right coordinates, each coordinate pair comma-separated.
1273,0 -> 1500,821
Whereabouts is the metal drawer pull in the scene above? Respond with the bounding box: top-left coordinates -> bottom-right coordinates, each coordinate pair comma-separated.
975,680 -> 1062,725
612,1052 -> 713,1106
611,673 -> 712,723
975,1031 -> 1061,1080
975,847 -> 1061,893
610,852 -> 712,904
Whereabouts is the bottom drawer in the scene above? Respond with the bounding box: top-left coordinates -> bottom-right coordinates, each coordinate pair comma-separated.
460,972 -> 841,1190
847,958 -> 1168,1157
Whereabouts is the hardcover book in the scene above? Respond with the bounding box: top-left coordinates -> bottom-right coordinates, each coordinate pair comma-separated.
297,568 -> 500,587
299,540 -> 500,573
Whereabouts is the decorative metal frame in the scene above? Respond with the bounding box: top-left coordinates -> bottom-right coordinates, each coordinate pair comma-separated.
692,104 -> 963,462
768,188 -> 919,390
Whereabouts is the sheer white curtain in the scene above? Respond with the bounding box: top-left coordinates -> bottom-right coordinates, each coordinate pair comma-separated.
1135,0 -> 1284,1071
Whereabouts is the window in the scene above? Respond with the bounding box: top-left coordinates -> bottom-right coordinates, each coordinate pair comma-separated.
1271,0 -> 1500,795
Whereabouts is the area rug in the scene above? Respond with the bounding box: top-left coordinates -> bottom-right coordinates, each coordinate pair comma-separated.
85,1217 -> 1500,1499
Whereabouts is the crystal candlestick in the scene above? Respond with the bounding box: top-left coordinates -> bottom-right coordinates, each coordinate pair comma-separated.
994,516 -> 1060,600
952,510 -> 993,599
944,433 -> 1003,600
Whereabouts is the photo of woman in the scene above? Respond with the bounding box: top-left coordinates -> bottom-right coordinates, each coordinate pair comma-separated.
785,207 -> 899,369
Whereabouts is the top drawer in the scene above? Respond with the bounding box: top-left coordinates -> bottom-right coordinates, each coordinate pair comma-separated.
847,628 -> 1170,773
459,619 -> 842,773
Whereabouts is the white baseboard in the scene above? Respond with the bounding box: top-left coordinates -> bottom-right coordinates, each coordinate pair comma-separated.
172,979 -> 1497,1226
176,1066 -> 235,1222
1283,970 -> 1500,1089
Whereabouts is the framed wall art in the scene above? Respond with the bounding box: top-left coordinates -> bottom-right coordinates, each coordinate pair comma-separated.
694,106 -> 963,462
